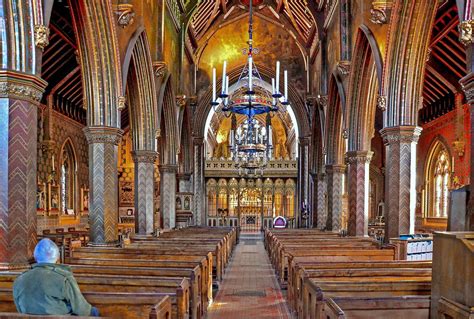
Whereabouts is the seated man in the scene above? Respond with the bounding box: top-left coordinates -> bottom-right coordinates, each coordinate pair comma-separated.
13,238 -> 99,316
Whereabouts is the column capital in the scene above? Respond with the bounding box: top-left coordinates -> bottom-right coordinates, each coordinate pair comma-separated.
132,150 -> 158,163
345,150 -> 374,164
192,137 -> 204,145
159,164 -> 178,173
83,126 -> 124,145
0,70 -> 47,104
380,126 -> 422,145
326,164 -> 346,174
298,136 -> 311,145
460,72 -> 474,103
177,172 -> 192,180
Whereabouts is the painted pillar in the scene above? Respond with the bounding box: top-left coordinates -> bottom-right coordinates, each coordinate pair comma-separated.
460,73 -> 474,230
326,164 -> 345,231
346,151 -> 373,236
297,137 -> 310,227
83,126 -> 123,245
381,126 -> 422,239
0,71 -> 47,268
160,164 -> 177,229
316,172 -> 328,230
193,137 -> 205,225
133,150 -> 157,235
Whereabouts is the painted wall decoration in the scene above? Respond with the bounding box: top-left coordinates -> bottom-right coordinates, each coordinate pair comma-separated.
119,181 -> 134,206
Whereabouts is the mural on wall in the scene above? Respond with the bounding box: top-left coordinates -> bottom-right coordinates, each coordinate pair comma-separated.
197,16 -> 306,100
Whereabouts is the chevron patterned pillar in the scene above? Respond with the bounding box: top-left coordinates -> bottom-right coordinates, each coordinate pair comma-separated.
0,71 -> 47,269
83,126 -> 123,245
316,173 -> 327,230
326,164 -> 346,231
160,164 -> 177,229
193,137 -> 205,226
133,150 -> 157,235
298,137 -> 310,228
460,73 -> 474,230
381,126 -> 422,240
346,151 -> 373,236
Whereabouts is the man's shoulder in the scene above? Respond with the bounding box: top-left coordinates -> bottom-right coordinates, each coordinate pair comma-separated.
32,263 -> 74,279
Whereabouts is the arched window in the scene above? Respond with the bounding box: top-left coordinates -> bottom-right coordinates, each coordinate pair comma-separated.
60,140 -> 77,213
207,179 -> 217,216
425,141 -> 451,218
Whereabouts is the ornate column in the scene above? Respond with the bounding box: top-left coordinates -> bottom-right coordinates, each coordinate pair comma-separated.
160,164 -> 177,229
326,164 -> 345,231
133,150 -> 157,234
346,151 -> 373,236
193,137 -> 205,225
460,73 -> 474,230
83,126 -> 123,246
298,137 -> 310,227
380,126 -> 422,239
316,172 -> 328,230
0,71 -> 47,269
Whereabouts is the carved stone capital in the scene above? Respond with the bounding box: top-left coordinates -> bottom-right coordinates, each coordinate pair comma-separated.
115,4 -> 135,28
118,96 -> 126,111
377,94 -> 387,111
345,151 -> 374,165
83,126 -> 124,145
459,19 -> 474,46
460,72 -> 474,103
370,8 -> 388,24
34,25 -> 50,51
316,95 -> 328,108
337,61 -> 351,77
176,95 -> 187,108
153,62 -> 168,78
159,164 -> 178,174
132,150 -> 158,163
326,164 -> 346,174
0,70 -> 47,104
380,126 -> 422,145
342,129 -> 348,139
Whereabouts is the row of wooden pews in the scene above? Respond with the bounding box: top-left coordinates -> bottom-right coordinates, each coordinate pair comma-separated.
0,226 -> 238,319
265,229 -> 432,319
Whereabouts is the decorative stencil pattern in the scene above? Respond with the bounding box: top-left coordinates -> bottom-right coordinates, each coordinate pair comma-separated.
0,99 -> 38,265
160,170 -> 176,229
135,161 -> 155,234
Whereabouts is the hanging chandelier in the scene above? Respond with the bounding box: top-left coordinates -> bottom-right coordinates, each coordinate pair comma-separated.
210,0 -> 291,175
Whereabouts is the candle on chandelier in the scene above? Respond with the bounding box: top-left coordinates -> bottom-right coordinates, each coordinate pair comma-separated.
248,57 -> 253,91
275,61 -> 280,94
52,155 -> 55,171
271,78 -> 276,104
221,61 -> 227,95
284,70 -> 288,102
225,76 -> 229,104
212,68 -> 216,102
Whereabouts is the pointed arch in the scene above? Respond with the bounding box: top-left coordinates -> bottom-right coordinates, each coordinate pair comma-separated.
423,137 -> 452,219
123,28 -> 157,151
157,74 -> 178,165
326,75 -> 345,165
383,0 -> 438,126
69,0 -> 123,127
347,26 -> 381,152
59,138 -> 78,213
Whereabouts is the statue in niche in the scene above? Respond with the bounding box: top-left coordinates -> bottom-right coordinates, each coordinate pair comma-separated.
274,131 -> 289,160
214,141 -> 230,159
184,197 -> 190,210
176,197 -> 182,210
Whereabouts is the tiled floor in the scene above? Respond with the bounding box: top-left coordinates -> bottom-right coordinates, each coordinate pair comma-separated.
206,233 -> 294,319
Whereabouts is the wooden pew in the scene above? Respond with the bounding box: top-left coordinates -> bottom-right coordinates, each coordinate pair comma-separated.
68,264 -> 202,319
288,261 -> 432,310
0,288 -> 172,319
294,268 -> 432,317
0,273 -> 189,319
302,277 -> 432,319
323,296 -> 430,319
67,257 -> 212,313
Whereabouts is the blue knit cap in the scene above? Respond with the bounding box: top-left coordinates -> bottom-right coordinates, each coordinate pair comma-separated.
34,238 -> 59,263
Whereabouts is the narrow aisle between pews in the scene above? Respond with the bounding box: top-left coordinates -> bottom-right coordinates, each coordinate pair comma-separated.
206,233 -> 294,319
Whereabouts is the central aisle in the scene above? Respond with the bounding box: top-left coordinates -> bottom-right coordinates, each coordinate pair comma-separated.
206,233 -> 294,319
